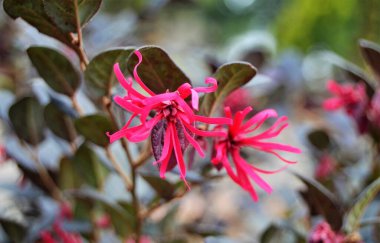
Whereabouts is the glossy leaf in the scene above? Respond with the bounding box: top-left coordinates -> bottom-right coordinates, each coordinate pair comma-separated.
44,102 -> 77,142
360,39 -> 380,81
72,144 -> 109,189
8,97 -> 45,146
74,114 -> 114,147
3,0 -> 72,46
85,48 -> 134,98
141,173 -> 176,200
344,177 -> 380,233
201,62 -> 256,116
43,0 -> 102,33
27,47 -> 80,96
126,46 -> 191,94
296,173 -> 344,231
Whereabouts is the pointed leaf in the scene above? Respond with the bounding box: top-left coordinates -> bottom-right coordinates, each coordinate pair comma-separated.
126,46 -> 191,94
295,173 -> 344,231
43,0 -> 102,33
201,62 -> 256,116
74,114 -> 114,147
27,47 -> 80,96
84,48 -> 134,98
344,177 -> 380,233
360,39 -> 380,82
44,102 -> 77,142
72,144 -> 109,188
8,96 -> 45,146
3,0 -> 72,46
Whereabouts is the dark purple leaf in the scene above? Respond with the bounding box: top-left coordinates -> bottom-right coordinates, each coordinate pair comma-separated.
360,39 -> 380,82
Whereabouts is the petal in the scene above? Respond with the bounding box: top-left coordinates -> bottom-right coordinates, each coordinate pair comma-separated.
182,120 -> 227,137
193,115 -> 232,125
191,89 -> 199,110
193,77 -> 218,93
133,50 -> 156,96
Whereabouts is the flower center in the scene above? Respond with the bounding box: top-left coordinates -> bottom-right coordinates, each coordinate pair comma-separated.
160,100 -> 182,122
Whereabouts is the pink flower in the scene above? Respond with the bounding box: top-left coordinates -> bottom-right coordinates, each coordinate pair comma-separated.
107,50 -> 231,185
223,88 -> 254,114
315,154 -> 336,180
308,221 -> 345,243
323,80 -> 367,116
211,106 -> 301,201
368,90 -> 380,126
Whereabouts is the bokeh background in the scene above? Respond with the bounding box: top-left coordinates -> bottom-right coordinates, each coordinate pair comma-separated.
1,0 -> 380,242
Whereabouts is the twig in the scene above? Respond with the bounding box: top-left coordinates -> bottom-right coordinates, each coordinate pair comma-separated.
105,146 -> 132,190
70,95 -> 84,116
134,141 -> 152,168
73,0 -> 89,71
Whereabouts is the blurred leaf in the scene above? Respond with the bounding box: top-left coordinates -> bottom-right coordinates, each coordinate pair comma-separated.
8,96 -> 45,146
0,219 -> 26,243
360,39 -> 380,81
74,114 -> 114,147
27,47 -> 80,96
200,62 -> 256,116
260,224 -> 306,243
44,102 -> 77,142
307,129 -> 331,151
344,177 -> 380,233
72,144 -> 109,189
58,157 -> 81,190
184,223 -> 224,237
0,74 -> 15,92
3,0 -> 72,46
84,48 -> 134,98
43,0 -> 102,33
295,173 -> 344,231
141,173 -> 176,200
331,53 -> 375,97
126,46 -> 191,94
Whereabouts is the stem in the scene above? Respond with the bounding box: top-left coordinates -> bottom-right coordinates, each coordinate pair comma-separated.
71,95 -> 84,116
73,0 -> 89,71
23,142 -> 63,202
105,147 -> 132,190
130,162 -> 142,242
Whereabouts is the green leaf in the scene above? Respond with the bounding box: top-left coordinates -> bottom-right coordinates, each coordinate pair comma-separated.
0,218 -> 26,243
141,173 -> 176,200
27,47 -> 80,96
8,96 -> 45,146
295,173 -> 344,231
359,39 -> 380,82
74,114 -> 114,147
3,0 -> 72,46
200,62 -> 256,116
43,0 -> 102,33
72,144 -> 109,189
126,46 -> 191,94
307,129 -> 331,151
44,102 -> 77,142
344,177 -> 380,233
58,157 -> 81,190
84,48 -> 134,98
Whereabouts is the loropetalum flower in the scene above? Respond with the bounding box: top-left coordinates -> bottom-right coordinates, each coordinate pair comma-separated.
211,106 -> 301,201
323,80 -> 367,116
107,50 -> 231,185
315,154 -> 336,180
368,90 -> 380,126
308,221 -> 345,243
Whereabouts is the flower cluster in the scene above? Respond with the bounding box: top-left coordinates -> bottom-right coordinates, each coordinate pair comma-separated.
108,50 -> 300,199
211,107 -> 301,201
323,79 -> 380,134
